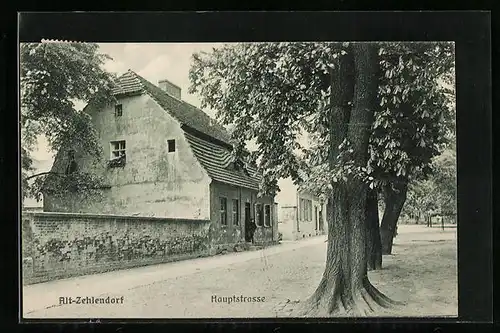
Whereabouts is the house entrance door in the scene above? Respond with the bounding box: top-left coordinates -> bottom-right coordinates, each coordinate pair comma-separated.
244,202 -> 253,242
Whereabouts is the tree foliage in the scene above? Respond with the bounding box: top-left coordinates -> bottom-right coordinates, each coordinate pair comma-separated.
20,42 -> 116,202
189,42 -> 455,314
403,146 -> 457,220
189,42 -> 455,198
191,43 -> 326,194
191,42 -> 402,315
370,42 -> 455,190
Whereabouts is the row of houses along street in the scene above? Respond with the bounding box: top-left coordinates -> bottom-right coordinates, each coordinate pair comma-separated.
21,70 -> 330,317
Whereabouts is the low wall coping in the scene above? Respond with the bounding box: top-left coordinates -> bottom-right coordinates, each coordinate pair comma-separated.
22,211 -> 210,224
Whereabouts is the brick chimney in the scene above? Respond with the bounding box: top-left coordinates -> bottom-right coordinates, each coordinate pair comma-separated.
158,79 -> 181,100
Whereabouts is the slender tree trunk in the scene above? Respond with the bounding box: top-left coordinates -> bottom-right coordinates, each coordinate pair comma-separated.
380,179 -> 408,255
366,188 -> 382,271
301,43 -> 398,316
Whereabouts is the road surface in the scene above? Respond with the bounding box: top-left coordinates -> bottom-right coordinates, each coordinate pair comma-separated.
23,235 -> 328,318
22,224 -> 457,319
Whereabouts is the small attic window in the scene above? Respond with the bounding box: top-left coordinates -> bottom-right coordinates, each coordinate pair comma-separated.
167,139 -> 176,153
115,104 -> 123,117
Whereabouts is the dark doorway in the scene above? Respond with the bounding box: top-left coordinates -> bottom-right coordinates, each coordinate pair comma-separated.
244,202 -> 253,242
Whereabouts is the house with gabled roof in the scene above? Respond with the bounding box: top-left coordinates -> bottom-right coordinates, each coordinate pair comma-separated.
43,70 -> 278,245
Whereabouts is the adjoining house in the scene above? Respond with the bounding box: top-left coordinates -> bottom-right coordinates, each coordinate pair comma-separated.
276,178 -> 327,241
43,70 -> 278,246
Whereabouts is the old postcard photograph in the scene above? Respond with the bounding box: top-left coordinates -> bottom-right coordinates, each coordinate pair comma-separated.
20,41 -> 457,319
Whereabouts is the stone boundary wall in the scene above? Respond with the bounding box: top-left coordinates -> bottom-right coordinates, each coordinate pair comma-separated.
22,212 -> 217,285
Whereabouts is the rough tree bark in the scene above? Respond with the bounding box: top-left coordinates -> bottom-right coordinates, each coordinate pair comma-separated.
380,179 -> 409,255
300,43 -> 399,317
366,188 -> 382,271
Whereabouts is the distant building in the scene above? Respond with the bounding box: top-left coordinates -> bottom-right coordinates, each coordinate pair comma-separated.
276,178 -> 327,241
43,70 -> 278,245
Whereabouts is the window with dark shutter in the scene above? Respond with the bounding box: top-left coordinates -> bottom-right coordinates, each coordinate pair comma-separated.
220,197 -> 227,226
264,204 -> 271,227
232,199 -> 239,226
255,204 -> 264,227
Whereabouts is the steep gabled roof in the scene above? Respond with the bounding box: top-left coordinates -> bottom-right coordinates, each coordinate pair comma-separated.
112,70 -> 231,145
112,70 -> 261,191
111,70 -> 144,96
184,132 -> 261,191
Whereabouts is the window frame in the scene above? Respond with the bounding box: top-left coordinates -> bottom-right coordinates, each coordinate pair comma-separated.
167,139 -> 176,153
264,204 -> 271,227
110,140 -> 126,160
114,104 -> 123,117
255,203 -> 263,227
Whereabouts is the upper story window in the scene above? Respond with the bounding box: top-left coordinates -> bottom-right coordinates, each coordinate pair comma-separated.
115,104 -> 123,117
110,140 -> 126,159
109,140 -> 126,168
167,139 -> 176,153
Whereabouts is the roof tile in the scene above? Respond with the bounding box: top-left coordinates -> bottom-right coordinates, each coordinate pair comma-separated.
184,132 -> 261,191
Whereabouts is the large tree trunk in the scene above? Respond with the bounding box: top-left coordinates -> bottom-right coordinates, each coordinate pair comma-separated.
380,179 -> 408,255
366,188 -> 382,271
300,43 -> 398,316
